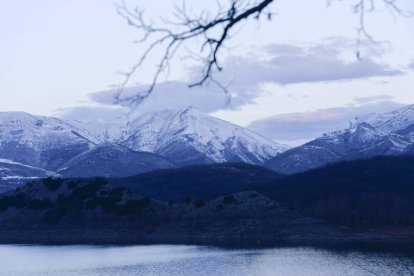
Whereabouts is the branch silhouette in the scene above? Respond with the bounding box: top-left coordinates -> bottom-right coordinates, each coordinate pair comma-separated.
116,0 -> 411,106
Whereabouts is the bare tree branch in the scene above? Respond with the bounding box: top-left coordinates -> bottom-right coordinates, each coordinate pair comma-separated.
329,0 -> 413,59
115,0 -> 274,105
115,0 -> 412,106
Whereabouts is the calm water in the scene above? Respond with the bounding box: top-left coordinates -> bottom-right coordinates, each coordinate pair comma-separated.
0,244 -> 414,275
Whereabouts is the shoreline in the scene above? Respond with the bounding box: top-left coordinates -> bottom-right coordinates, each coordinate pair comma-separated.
2,229 -> 414,251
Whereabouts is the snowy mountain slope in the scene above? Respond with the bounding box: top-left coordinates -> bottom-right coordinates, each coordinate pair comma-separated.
367,104 -> 414,140
118,107 -> 287,166
266,122 -> 411,174
266,103 -> 414,174
0,112 -> 98,171
0,158 -> 58,193
58,143 -> 175,178
68,118 -> 124,143
264,145 -> 340,175
310,123 -> 410,155
0,108 -> 287,191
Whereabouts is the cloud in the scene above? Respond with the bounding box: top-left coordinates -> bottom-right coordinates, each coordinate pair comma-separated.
90,81 -> 235,114
408,61 -> 414,71
56,105 -> 128,121
247,100 -> 403,145
65,37 -> 402,120
353,95 -> 394,104
215,38 -> 402,87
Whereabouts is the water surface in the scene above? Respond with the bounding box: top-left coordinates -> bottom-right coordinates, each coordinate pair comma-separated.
0,244 -> 413,275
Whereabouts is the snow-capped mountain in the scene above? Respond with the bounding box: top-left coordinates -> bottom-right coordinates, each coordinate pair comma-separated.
367,104 -> 414,141
0,112 -> 98,171
3,103 -> 413,187
0,107 -> 287,191
58,143 -> 175,178
117,107 -> 287,166
267,104 -> 414,174
266,121 -> 412,174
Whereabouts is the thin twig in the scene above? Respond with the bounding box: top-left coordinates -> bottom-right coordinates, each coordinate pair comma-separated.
115,0 -> 275,106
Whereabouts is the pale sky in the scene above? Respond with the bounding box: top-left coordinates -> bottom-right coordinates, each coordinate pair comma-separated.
1,0 -> 414,144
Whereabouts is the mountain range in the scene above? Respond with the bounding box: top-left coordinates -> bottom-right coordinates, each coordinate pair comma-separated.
1,103 -> 414,192
116,107 -> 286,165
2,103 -> 414,244
0,107 -> 286,192
265,104 -> 414,173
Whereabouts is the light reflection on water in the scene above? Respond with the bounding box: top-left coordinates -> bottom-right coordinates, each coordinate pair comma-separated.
0,244 -> 413,275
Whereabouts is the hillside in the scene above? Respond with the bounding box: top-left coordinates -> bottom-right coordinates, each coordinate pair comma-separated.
2,157 -> 414,244
109,163 -> 282,201
0,177 -> 343,245
112,156 -> 414,227
265,156 -> 414,226
266,122 -> 412,174
117,106 -> 287,166
0,112 -> 96,171
0,159 -> 58,193
58,143 -> 175,178
0,108 -> 287,191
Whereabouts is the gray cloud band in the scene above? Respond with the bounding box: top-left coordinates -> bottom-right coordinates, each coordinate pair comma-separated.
62,37 -> 404,121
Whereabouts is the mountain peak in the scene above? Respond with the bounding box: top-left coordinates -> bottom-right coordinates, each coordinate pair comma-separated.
367,103 -> 414,135
181,105 -> 197,113
266,104 -> 414,174
176,106 -> 205,118
120,107 -> 286,165
349,122 -> 380,134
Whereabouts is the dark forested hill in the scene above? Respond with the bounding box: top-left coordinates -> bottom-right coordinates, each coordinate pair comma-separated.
109,163 -> 282,202
265,155 -> 414,226
2,156 -> 414,246
110,156 -> 414,227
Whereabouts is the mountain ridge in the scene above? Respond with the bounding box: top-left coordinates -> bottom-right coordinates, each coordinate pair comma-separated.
0,107 -> 287,191
118,106 -> 287,166
2,103 -> 414,189
58,143 -> 175,178
265,106 -> 414,173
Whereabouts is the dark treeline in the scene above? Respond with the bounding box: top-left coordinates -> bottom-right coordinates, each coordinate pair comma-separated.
109,163 -> 281,202
265,156 -> 414,227
110,156 -> 414,227
2,156 -> 414,229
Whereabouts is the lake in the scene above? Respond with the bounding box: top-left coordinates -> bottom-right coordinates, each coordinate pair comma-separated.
0,244 -> 413,275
